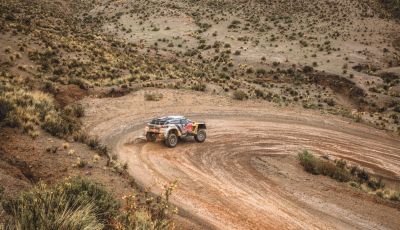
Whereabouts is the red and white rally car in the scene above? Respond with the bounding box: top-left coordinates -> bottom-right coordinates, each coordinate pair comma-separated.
144,116 -> 207,148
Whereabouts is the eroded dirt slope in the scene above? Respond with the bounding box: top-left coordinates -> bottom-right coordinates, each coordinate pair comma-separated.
82,89 -> 400,229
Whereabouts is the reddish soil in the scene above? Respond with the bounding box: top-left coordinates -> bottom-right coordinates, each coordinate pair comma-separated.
54,84 -> 87,107
0,127 -> 133,200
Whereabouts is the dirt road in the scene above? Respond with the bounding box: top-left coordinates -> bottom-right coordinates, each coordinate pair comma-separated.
82,89 -> 400,229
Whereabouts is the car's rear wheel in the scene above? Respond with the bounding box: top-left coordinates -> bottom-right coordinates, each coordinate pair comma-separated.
195,129 -> 206,142
146,133 -> 156,142
165,132 -> 178,148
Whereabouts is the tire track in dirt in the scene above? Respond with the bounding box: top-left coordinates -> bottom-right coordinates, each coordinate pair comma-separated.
82,89 -> 400,229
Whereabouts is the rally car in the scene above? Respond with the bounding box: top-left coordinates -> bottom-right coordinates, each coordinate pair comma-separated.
144,116 -> 206,147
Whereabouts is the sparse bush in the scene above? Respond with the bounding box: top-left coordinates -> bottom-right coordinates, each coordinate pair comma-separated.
97,144 -> 108,156
68,78 -> 89,90
303,65 -> 314,73
332,167 -> 351,182
86,136 -> 109,156
0,89 -> 79,137
357,169 -> 369,182
298,151 -> 398,200
256,68 -> 266,75
233,90 -> 248,100
246,67 -> 254,74
114,182 -> 177,229
144,92 -> 163,101
349,181 -> 360,188
367,177 -> 385,191
254,89 -> 265,98
191,82 -> 206,91
87,136 -> 100,149
299,151 -> 349,181
57,177 -> 120,223
41,111 -> 81,138
1,177 -> 120,229
298,150 -> 318,174
65,104 -> 85,118
324,98 -> 335,106
73,130 -> 89,143
335,159 -> 347,169
0,97 -> 13,122
315,160 -> 337,176
389,191 -> 400,201
76,157 -> 87,168
0,88 -> 82,138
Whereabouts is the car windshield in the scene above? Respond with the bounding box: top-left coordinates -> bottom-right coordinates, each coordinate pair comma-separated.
150,118 -> 168,125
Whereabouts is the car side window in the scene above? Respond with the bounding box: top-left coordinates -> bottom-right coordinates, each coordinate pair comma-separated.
170,119 -> 180,124
181,119 -> 188,125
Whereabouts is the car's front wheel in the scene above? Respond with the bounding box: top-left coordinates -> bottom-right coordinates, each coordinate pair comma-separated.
195,129 -> 206,142
165,132 -> 178,148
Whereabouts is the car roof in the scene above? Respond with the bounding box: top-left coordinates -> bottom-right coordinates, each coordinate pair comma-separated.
161,115 -> 185,120
149,116 -> 186,125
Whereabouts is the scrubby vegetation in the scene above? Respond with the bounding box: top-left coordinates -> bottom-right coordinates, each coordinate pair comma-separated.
145,92 -> 164,101
115,182 -> 177,230
0,177 -> 176,230
233,90 -> 248,100
0,86 -> 81,138
298,151 -> 400,201
1,0 -> 400,135
1,0 -> 400,227
298,150 -> 351,182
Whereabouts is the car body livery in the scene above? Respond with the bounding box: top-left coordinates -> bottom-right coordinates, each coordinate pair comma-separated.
144,116 -> 206,147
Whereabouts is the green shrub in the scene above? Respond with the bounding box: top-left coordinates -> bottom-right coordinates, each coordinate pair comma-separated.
315,160 -> 336,176
335,159 -> 347,169
0,97 -> 13,121
357,169 -> 369,182
332,167 -> 351,182
0,184 -> 4,200
233,90 -> 248,100
144,93 -> 163,101
367,177 -> 385,191
256,68 -> 266,75
246,67 -> 254,74
97,144 -> 108,156
68,78 -> 88,90
254,89 -> 265,98
73,130 -> 89,143
389,191 -> 400,201
376,190 -> 384,198
190,82 -> 206,92
299,151 -> 350,181
65,104 -> 85,118
87,136 -> 100,149
298,150 -> 318,174
86,136 -> 109,156
298,151 -> 398,201
349,181 -> 360,188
